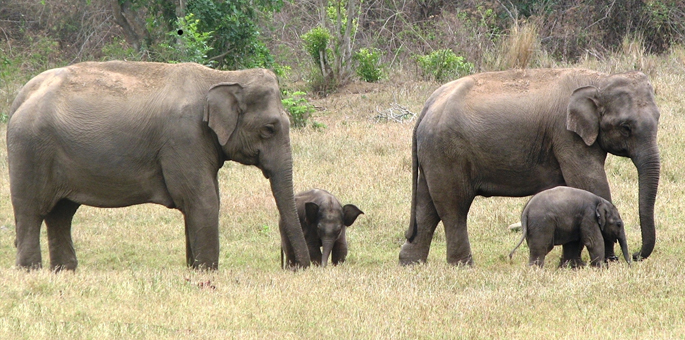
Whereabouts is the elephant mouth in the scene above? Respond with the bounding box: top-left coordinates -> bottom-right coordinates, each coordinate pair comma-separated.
261,168 -> 271,179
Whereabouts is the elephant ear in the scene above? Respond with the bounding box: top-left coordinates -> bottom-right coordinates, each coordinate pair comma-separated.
204,82 -> 246,146
567,86 -> 601,146
342,204 -> 364,227
305,202 -> 320,225
595,201 -> 609,232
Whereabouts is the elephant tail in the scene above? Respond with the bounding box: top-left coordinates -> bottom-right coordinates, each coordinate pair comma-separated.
509,210 -> 529,261
405,106 -> 424,243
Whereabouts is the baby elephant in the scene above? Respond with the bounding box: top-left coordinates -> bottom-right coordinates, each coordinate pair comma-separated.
281,189 -> 364,268
509,186 -> 630,268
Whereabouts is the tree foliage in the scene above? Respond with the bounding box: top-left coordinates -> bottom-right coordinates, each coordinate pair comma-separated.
186,0 -> 283,69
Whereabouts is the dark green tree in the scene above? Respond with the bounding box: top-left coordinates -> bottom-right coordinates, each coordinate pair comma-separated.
187,0 -> 284,69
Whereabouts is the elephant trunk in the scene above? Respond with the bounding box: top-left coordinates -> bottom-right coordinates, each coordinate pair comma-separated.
270,161 -> 310,269
618,232 -> 631,265
321,238 -> 337,268
632,147 -> 660,260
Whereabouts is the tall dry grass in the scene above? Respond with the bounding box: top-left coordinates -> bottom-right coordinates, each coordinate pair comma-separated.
492,21 -> 542,70
1,55 -> 685,338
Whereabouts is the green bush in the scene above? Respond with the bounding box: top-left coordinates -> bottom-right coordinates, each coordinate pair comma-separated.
416,49 -> 474,82
281,90 -> 316,128
155,13 -> 214,65
302,26 -> 332,74
186,0 -> 282,69
101,37 -> 142,61
302,26 -> 337,93
354,48 -> 384,82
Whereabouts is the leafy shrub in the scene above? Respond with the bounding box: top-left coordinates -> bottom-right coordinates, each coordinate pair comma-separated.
155,13 -> 214,65
354,48 -> 384,82
187,0 -> 281,69
302,26 -> 336,93
302,26 -> 333,76
281,91 -> 316,128
101,37 -> 142,61
416,49 -> 474,82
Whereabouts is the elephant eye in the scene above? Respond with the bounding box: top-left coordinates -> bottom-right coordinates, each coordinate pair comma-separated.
619,123 -> 631,137
261,124 -> 276,139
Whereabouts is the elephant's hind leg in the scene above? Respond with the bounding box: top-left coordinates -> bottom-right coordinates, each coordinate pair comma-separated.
399,170 -> 440,265
427,170 -> 475,265
559,241 -> 586,268
46,199 -> 80,271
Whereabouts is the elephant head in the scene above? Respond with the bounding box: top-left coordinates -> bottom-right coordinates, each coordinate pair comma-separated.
596,200 -> 630,264
203,70 -> 310,268
567,71 -> 660,260
305,200 -> 364,267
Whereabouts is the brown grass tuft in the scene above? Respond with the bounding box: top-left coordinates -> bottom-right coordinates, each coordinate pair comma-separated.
497,21 -> 540,70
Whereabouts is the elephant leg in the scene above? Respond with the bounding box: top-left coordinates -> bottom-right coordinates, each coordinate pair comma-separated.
559,241 -> 586,268
182,204 -> 220,270
430,175 -> 475,265
604,238 -> 619,262
587,244 -> 607,268
279,227 -> 297,268
527,252 -> 546,268
442,204 -> 474,265
331,237 -> 348,265
526,230 -> 554,268
14,210 -> 44,270
308,241 -> 323,266
165,168 -> 220,270
184,224 -> 193,267
45,199 -> 80,271
399,170 -> 441,264
558,152 -> 616,261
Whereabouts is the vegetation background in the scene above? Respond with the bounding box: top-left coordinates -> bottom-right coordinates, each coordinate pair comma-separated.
2,0 -> 685,338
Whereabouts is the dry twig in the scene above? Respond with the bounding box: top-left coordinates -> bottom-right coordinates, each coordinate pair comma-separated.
373,102 -> 416,123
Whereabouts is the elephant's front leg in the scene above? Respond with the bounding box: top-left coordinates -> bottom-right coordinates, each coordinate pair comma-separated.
331,235 -> 348,265
557,148 -> 616,262
165,167 -> 221,270
307,238 -> 323,266
183,206 -> 220,270
177,184 -> 221,270
604,238 -> 619,262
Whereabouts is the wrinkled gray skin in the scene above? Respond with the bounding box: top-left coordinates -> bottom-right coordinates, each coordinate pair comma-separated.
400,69 -> 660,266
281,189 -> 363,268
509,186 -> 630,268
7,61 -> 311,271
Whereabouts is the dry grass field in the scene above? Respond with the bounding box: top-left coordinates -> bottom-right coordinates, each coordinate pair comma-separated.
2,56 -> 685,338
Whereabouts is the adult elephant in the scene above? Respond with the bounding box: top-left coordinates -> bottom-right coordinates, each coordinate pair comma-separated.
399,68 -> 660,266
7,61 -> 311,271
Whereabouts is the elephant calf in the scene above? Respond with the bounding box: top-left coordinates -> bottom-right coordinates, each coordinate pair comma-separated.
509,186 -> 631,268
281,189 -> 364,268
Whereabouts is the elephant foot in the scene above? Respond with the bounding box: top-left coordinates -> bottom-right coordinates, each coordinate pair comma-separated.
559,257 -> 586,269
447,254 -> 474,267
605,255 -> 619,262
50,262 -> 78,272
399,241 -> 428,266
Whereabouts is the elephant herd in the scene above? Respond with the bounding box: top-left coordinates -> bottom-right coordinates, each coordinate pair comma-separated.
6,61 -> 660,271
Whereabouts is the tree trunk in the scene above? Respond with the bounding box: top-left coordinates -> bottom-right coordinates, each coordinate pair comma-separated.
110,0 -> 149,52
